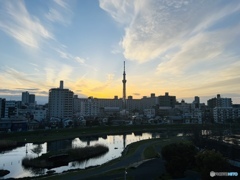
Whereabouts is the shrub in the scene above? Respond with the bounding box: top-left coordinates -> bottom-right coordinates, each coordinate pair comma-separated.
195,150 -> 229,180
161,142 -> 197,178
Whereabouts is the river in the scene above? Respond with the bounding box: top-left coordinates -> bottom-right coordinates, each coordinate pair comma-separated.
0,132 -> 165,179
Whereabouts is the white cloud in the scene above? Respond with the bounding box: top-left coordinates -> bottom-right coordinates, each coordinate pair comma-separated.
75,57 -> 85,64
54,0 -> 69,9
44,60 -> 73,86
156,24 -> 240,76
55,49 -> 86,64
55,49 -> 71,59
55,48 -> 98,71
99,0 -> 135,25
0,66 -> 40,88
0,0 -> 53,48
46,8 -> 64,23
45,0 -> 73,25
100,0 -> 240,63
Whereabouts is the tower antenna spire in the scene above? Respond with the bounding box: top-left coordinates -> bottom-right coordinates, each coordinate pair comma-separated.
122,61 -> 127,110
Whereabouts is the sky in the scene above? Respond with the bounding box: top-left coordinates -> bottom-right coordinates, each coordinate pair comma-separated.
0,0 -> 240,105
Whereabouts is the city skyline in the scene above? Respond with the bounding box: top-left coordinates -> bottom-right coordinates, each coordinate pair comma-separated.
0,0 -> 240,104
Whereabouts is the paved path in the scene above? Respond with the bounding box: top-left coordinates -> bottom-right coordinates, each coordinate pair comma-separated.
47,140 -> 165,180
87,158 -> 165,180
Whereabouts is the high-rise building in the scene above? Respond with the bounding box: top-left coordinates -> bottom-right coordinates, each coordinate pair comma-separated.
29,94 -> 35,104
22,91 -> 29,105
48,81 -> 74,119
22,91 -> 35,105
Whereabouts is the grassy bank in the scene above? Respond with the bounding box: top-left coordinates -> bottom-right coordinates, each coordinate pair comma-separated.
1,124 -> 211,143
22,144 -> 109,169
40,136 -> 190,180
0,140 -> 18,152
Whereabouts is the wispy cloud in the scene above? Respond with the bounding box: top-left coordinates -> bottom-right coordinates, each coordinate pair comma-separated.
45,0 -> 73,26
54,0 -> 69,9
43,60 -> 74,87
1,67 -> 36,86
100,0 -> 240,63
90,73 -> 116,92
99,0 -> 135,25
0,0 -> 53,48
74,57 -> 85,64
0,66 -> 50,96
55,48 -> 98,71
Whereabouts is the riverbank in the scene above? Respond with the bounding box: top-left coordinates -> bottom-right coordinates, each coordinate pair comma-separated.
36,136 -> 190,180
0,140 -> 18,152
1,123 -> 223,145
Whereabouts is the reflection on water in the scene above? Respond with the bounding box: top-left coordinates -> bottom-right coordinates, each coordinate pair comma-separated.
22,166 -> 45,176
47,140 -> 72,152
202,130 -> 212,135
1,132 -> 160,179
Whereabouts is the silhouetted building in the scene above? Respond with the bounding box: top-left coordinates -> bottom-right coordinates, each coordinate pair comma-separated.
158,92 -> 176,108
29,94 -> 35,104
48,81 -> 74,119
207,94 -> 232,108
0,98 -> 6,119
207,94 -> 234,123
22,91 -> 36,105
22,91 -> 29,105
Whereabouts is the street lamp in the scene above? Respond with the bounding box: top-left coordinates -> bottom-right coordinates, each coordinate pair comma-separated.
124,168 -> 127,180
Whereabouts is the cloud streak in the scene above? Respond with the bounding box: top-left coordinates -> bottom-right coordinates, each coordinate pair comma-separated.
100,0 -> 240,63
45,0 -> 73,26
0,0 -> 53,48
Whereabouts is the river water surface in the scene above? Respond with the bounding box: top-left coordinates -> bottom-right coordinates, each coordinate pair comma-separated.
1,132 -> 162,179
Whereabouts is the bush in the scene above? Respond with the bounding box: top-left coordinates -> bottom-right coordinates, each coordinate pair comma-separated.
162,142 -> 197,178
67,144 -> 109,160
195,150 -> 229,180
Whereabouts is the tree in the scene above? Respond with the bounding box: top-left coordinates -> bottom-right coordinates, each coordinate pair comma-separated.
195,150 -> 229,180
31,144 -> 43,157
161,142 -> 197,178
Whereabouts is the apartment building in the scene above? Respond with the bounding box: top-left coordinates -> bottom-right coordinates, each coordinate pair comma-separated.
22,91 -> 35,105
207,94 -> 232,108
48,81 -> 74,119
158,92 -> 176,108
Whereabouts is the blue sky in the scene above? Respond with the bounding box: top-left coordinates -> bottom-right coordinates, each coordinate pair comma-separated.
0,0 -> 240,104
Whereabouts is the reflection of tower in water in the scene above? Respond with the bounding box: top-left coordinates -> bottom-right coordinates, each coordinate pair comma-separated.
123,134 -> 126,149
